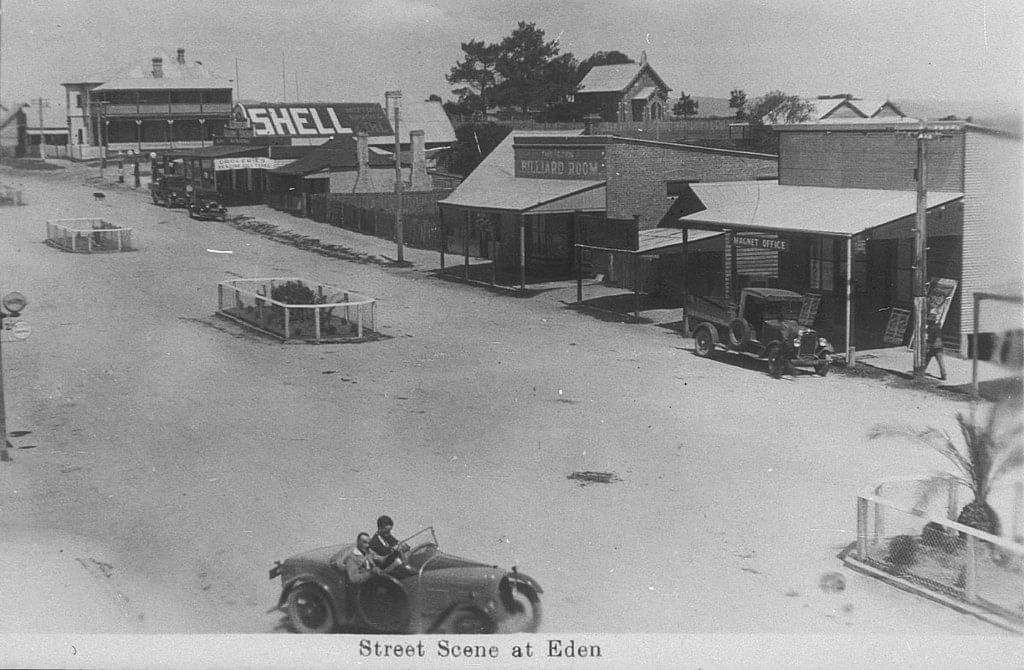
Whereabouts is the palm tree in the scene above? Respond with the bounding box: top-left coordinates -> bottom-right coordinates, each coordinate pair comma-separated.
867,398 -> 1023,536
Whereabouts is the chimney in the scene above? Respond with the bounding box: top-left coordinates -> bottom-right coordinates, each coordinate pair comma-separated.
355,132 -> 369,173
410,130 -> 429,190
384,90 -> 401,130
152,57 -> 164,78
177,48 -> 186,65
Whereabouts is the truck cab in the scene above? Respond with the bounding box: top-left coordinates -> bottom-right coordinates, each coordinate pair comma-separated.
149,174 -> 189,208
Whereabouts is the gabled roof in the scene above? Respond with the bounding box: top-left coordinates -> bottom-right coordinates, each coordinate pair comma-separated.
438,130 -> 606,212
269,135 -> 392,176
0,102 -> 28,130
577,60 -> 670,95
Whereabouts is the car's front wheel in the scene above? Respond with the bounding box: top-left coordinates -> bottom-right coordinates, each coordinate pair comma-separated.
287,583 -> 336,634
767,344 -> 785,378
503,584 -> 542,633
814,353 -> 831,376
441,606 -> 496,634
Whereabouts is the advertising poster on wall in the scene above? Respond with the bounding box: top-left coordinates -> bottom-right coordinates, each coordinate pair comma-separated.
908,278 -> 959,349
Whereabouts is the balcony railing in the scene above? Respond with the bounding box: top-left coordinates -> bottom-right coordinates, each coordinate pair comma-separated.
100,102 -> 233,117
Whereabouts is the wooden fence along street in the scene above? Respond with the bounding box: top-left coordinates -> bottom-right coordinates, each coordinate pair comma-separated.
306,191 -> 452,251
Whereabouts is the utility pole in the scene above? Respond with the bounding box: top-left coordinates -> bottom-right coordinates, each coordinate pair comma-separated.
387,90 -> 404,264
97,101 -> 109,179
0,0 -> 4,140
235,58 -> 240,101
35,97 -> 50,161
903,124 -> 951,379
912,131 -> 928,377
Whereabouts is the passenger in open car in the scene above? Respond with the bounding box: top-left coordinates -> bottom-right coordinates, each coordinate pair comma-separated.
343,532 -> 383,584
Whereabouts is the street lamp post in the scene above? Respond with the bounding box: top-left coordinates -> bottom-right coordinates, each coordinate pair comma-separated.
0,291 -> 28,463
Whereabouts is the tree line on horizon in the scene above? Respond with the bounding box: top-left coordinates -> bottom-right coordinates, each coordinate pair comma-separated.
432,21 -> 815,174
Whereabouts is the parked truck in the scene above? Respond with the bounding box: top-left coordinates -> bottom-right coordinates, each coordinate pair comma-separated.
688,288 -> 834,377
149,174 -> 189,208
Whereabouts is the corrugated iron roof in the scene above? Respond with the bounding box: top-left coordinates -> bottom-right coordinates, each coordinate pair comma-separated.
269,135 -> 391,176
438,130 -> 606,212
92,50 -> 231,90
576,63 -> 641,93
23,103 -> 68,129
680,181 -> 963,237
366,100 -> 456,145
637,227 -> 721,252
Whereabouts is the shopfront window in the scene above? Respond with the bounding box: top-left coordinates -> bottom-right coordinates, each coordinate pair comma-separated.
530,214 -> 571,260
896,237 -> 914,303
810,239 -> 835,292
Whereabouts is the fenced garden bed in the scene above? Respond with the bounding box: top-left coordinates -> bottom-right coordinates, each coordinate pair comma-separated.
216,277 -> 377,343
46,218 -> 133,253
843,475 -> 1024,632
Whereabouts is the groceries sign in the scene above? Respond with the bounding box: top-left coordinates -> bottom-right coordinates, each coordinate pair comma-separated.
515,146 -> 606,180
233,103 -> 392,138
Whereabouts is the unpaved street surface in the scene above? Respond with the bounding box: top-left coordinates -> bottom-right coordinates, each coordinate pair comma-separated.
0,162 -> 1010,637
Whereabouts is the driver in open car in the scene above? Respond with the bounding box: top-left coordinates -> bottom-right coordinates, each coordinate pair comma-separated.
369,515 -> 410,574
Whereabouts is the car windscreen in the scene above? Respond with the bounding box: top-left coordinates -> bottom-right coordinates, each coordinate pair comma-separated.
764,300 -> 803,321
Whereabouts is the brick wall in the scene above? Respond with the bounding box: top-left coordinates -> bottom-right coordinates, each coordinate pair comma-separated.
605,140 -> 777,228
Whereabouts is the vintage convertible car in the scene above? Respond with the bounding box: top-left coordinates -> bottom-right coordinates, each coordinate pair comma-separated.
269,527 -> 542,634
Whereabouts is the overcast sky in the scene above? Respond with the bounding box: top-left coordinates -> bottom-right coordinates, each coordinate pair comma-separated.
1,0 -> 1021,111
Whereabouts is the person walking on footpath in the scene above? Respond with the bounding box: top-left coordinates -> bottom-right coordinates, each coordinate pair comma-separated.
925,314 -> 947,381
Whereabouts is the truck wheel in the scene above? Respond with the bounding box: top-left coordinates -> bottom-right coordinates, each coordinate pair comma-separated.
814,354 -> 831,376
728,318 -> 751,347
767,344 -> 785,378
694,327 -> 717,358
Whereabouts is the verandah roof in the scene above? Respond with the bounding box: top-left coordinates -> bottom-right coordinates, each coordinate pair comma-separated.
678,181 -> 964,237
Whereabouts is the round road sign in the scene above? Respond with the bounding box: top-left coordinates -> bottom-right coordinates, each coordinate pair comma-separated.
10,320 -> 31,340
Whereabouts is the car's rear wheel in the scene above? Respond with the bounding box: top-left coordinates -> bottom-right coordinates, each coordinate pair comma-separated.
767,344 -> 785,378
442,606 -> 496,634
287,583 -> 336,634
694,327 -> 716,358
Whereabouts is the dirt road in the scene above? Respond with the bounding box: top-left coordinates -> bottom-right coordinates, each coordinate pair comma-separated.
0,161 -> 1008,637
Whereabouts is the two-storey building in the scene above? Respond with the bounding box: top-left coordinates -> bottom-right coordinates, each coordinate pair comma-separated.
62,48 -> 233,160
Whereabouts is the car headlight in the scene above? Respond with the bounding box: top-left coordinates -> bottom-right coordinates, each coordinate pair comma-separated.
818,337 -> 829,347
793,337 -> 801,347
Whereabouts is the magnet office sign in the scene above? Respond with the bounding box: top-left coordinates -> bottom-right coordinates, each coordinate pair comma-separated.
733,235 -> 788,252
515,146 -> 607,180
233,103 -> 392,138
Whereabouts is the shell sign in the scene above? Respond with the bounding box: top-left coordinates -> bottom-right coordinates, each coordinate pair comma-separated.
232,103 -> 392,138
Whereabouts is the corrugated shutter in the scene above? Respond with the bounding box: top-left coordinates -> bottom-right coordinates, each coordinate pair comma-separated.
961,130 -> 1024,346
